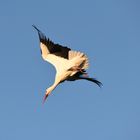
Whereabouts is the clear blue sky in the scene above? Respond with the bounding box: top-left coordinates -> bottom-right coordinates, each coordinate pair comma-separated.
0,0 -> 140,140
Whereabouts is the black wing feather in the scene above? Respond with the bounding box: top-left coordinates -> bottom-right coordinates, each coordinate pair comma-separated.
33,25 -> 71,59
67,72 -> 103,88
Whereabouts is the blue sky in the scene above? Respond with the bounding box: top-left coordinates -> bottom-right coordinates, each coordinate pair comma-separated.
0,0 -> 140,139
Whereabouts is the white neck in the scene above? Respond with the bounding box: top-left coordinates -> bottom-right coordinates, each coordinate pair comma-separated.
47,81 -> 59,95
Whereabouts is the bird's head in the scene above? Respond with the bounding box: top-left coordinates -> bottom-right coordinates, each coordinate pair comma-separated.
43,87 -> 53,103
43,82 -> 59,103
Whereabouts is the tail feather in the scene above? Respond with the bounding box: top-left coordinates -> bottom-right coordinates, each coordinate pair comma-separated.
79,77 -> 103,88
69,51 -> 89,70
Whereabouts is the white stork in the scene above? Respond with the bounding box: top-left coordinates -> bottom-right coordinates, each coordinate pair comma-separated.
33,25 -> 102,103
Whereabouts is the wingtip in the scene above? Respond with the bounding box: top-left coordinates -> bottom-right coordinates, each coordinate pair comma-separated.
32,24 -> 40,32
98,82 -> 103,88
95,79 -> 103,88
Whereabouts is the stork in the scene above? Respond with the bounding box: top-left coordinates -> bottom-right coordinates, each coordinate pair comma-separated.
32,25 -> 102,103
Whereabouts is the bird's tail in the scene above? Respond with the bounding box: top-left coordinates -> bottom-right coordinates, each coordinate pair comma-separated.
79,76 -> 103,88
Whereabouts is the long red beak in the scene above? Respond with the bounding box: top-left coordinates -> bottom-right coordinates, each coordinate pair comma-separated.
43,94 -> 49,104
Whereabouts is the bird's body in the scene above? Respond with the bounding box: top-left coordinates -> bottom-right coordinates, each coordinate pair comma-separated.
33,25 -> 102,102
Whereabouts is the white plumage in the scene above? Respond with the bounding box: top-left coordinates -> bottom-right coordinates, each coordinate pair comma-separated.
33,25 -> 102,102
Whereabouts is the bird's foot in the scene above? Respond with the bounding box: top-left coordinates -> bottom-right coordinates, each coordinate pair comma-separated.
79,69 -> 85,73
68,66 -> 85,73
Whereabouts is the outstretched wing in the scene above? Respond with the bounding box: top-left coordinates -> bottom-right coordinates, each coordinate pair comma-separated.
33,25 -> 89,73
32,25 -> 71,59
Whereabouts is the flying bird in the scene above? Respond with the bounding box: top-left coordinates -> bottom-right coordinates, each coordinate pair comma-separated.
32,25 -> 102,103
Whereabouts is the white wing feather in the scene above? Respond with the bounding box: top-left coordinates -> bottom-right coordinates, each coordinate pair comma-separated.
44,51 -> 89,75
